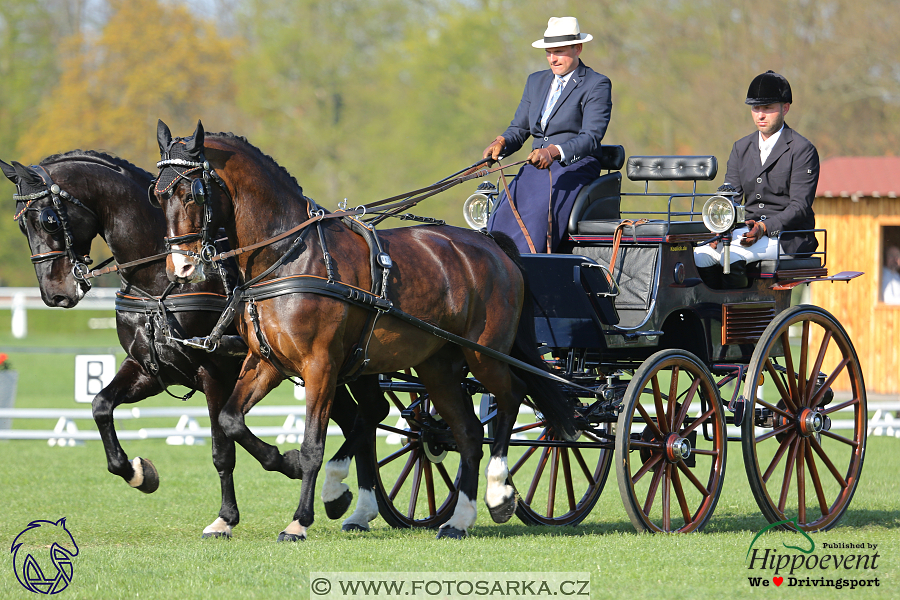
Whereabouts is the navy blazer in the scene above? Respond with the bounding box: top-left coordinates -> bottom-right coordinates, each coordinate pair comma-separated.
501,60 -> 612,166
724,124 -> 819,256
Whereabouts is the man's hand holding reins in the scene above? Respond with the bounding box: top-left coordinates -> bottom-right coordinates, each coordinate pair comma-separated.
527,145 -> 560,169
741,219 -> 766,246
483,136 -> 507,164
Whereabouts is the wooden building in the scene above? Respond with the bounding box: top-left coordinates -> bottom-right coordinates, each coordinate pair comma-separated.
812,157 -> 900,395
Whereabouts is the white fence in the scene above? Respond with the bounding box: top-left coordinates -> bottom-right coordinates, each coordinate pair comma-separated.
0,405 -> 407,447
1,402 -> 898,447
1,287 -> 117,338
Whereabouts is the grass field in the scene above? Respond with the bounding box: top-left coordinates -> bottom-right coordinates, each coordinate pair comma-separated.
1,309 -> 898,599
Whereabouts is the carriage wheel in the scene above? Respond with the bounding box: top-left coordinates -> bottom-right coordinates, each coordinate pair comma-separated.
615,349 -> 726,533
372,380 -> 462,528
509,397 -> 614,526
741,305 -> 866,532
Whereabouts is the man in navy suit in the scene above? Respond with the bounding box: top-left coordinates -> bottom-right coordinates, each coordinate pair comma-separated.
483,17 -> 612,253
695,70 -> 819,287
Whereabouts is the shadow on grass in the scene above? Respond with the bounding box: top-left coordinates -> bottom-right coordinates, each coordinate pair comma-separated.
467,507 -> 900,539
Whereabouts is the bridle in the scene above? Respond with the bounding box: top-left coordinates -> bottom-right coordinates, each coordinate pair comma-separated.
153,141 -> 231,265
12,165 -> 107,286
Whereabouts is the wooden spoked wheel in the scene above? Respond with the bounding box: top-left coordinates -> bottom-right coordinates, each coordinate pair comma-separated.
741,306 -> 866,532
509,398 -> 614,526
615,349 -> 726,533
372,382 -> 462,528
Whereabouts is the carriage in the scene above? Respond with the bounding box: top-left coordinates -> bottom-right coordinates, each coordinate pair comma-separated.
371,147 -> 867,534
8,128 -> 866,541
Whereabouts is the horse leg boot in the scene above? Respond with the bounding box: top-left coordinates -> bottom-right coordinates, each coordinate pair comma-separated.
483,387 -> 521,524
416,359 -> 484,540
321,386 -> 359,520
338,376 -> 390,532
92,359 -> 163,494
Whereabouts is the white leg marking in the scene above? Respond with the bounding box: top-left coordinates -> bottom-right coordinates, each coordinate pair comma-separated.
283,520 -> 307,539
484,456 -> 514,509
342,488 -> 379,530
128,457 -> 144,488
322,457 -> 351,503
440,491 -> 477,532
203,517 -> 233,537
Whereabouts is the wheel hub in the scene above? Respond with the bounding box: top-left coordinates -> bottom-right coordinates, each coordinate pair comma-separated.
665,433 -> 692,463
798,408 -> 824,437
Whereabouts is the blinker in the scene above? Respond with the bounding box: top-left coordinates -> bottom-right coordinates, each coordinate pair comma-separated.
190,178 -> 207,205
39,207 -> 62,234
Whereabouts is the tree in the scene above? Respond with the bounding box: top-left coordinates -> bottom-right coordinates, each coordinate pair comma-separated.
18,0 -> 243,168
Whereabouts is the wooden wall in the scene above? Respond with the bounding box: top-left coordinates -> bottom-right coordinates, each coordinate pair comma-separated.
812,196 -> 900,394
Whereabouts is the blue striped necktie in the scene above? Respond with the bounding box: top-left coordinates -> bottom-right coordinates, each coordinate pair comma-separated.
541,76 -> 564,129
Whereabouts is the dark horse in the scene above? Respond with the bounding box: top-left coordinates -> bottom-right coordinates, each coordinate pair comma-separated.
2,152 -> 245,537
154,120 -> 576,540
2,152 -> 386,536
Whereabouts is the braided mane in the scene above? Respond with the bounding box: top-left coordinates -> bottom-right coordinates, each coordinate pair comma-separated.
206,132 -> 305,196
41,149 -> 153,182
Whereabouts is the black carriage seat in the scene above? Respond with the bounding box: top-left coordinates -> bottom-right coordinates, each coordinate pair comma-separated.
566,145 -> 627,234
575,155 -> 718,237
750,256 -> 823,278
518,254 -> 619,349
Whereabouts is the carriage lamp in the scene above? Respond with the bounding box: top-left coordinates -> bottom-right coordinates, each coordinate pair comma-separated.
463,182 -> 499,229
702,195 -> 737,233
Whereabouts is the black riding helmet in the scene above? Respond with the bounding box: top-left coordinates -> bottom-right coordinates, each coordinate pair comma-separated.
745,70 -> 792,105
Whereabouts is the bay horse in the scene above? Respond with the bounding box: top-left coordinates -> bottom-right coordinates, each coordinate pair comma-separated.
1,152 -> 372,537
153,120 -> 576,540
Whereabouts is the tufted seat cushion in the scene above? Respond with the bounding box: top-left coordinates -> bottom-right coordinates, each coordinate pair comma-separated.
626,155 -> 718,181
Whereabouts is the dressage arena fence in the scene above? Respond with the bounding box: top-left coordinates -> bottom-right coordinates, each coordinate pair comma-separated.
1,401 -> 899,447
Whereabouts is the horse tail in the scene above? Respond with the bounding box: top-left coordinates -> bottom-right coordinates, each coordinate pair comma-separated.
490,232 -> 578,442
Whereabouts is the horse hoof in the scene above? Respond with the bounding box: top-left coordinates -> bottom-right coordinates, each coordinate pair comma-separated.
282,449 -> 303,479
487,494 -> 517,524
341,523 -> 369,533
436,526 -> 466,540
324,490 -> 353,520
277,531 -> 306,542
201,530 -> 232,540
136,458 -> 160,494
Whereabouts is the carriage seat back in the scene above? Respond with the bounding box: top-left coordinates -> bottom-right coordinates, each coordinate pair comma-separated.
567,145 -> 626,234
626,155 -> 718,181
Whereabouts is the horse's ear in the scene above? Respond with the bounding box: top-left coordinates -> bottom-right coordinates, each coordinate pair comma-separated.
157,119 -> 173,154
0,159 -> 18,184
185,120 -> 205,158
12,161 -> 44,188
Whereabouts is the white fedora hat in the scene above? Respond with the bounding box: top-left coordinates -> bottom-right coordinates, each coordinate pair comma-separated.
532,17 -> 593,49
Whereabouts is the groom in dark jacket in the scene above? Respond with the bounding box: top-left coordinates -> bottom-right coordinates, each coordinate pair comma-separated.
695,70 -> 819,287
483,16 -> 612,253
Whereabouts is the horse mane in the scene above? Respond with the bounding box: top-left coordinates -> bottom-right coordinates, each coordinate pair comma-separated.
40,149 -> 153,183
206,132 -> 305,196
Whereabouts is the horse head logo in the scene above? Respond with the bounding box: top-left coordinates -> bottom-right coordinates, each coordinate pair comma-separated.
11,518 -> 79,594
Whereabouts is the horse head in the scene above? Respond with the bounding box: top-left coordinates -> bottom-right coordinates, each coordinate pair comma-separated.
155,119 -> 226,284
2,159 -> 97,307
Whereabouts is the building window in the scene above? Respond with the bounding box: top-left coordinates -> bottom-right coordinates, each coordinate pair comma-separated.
882,226 -> 900,305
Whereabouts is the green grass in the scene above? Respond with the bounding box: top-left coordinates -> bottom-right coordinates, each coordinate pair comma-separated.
0,438 -> 896,599
1,311 -> 898,599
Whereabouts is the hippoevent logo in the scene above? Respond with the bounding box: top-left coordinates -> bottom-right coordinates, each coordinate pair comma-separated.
745,519 -> 880,590
10,518 -> 79,594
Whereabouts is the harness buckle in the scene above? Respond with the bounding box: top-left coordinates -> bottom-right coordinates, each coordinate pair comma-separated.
200,243 -> 218,264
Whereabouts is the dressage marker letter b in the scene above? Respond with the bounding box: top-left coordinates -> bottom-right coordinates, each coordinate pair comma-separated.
74,355 -> 116,403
